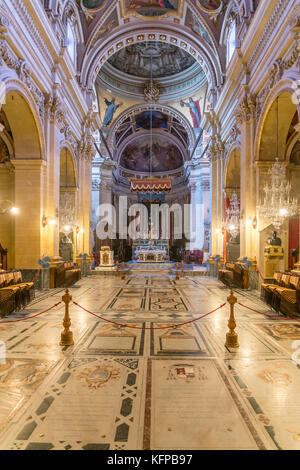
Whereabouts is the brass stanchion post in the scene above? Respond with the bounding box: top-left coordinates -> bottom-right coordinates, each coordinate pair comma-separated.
176,262 -> 179,281
60,289 -> 74,346
121,261 -> 125,280
181,261 -> 184,279
116,260 -> 119,278
225,290 -> 239,351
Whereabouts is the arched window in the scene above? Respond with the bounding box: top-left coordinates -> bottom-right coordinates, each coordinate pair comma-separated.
227,20 -> 236,65
66,19 -> 76,64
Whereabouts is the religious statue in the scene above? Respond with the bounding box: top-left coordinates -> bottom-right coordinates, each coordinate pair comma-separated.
180,97 -> 203,129
103,98 -> 123,126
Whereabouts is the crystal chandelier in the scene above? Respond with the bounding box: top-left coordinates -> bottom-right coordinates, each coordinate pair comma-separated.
257,159 -> 298,230
224,193 -> 240,239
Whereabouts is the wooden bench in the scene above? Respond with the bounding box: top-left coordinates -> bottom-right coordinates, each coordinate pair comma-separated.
274,274 -> 300,316
261,271 -> 283,303
218,262 -> 249,289
218,263 -> 235,286
0,270 -> 35,317
260,271 -> 300,317
51,262 -> 81,288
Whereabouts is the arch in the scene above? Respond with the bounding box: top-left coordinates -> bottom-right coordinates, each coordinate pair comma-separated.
107,103 -> 196,151
59,147 -> 77,189
62,0 -> 84,42
80,23 -> 223,96
220,0 -> 241,46
224,147 -> 241,192
254,79 -> 299,162
286,131 -> 300,163
115,129 -> 188,175
2,89 -> 42,160
62,0 -> 85,65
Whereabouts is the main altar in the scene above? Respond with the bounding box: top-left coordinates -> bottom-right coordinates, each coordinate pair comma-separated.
133,240 -> 169,263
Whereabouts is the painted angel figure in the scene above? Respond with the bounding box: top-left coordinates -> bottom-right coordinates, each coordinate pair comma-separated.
180,97 -> 203,129
103,98 -> 123,126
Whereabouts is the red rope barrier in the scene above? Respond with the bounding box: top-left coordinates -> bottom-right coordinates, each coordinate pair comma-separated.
256,266 -> 266,283
31,269 -> 41,283
238,301 -> 300,322
73,301 -> 227,330
0,301 -> 62,323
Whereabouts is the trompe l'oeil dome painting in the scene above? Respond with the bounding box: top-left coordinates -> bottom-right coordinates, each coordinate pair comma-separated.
120,136 -> 183,173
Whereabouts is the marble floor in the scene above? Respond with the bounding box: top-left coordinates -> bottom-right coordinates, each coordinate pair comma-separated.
0,273 -> 300,450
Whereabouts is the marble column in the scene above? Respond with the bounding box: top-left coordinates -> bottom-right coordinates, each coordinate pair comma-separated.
12,159 -> 46,269
45,120 -> 61,259
98,160 -> 117,246
210,147 -> 223,256
77,156 -> 92,255
185,161 -> 208,252
0,163 -> 14,267
240,116 -> 256,258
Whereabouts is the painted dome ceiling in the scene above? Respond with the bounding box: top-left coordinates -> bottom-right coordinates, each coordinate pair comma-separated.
98,41 -> 206,102
107,42 -> 197,79
120,135 -> 184,173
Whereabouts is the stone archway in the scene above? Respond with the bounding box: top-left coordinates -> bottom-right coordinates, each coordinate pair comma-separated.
81,23 -> 223,105
256,89 -> 299,274
0,89 -> 44,270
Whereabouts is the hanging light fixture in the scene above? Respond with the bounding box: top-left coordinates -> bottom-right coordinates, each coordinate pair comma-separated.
131,46 -> 171,194
224,192 -> 240,239
257,97 -> 298,229
257,159 -> 298,229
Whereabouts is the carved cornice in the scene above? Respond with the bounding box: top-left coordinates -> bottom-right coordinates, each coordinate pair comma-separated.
0,38 -> 45,122
247,0 -> 291,72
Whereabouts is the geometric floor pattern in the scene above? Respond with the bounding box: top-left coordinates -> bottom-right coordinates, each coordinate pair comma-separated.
1,273 -> 300,450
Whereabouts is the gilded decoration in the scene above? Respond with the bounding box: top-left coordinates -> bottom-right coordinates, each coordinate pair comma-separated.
120,0 -> 184,20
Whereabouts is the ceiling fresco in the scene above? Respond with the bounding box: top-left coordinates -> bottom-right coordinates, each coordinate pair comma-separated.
120,0 -> 182,18
135,110 -> 169,130
107,42 -> 197,79
112,108 -> 191,150
120,135 -> 184,173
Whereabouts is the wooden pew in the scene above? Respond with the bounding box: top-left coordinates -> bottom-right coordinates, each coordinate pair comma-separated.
51,262 -> 81,288
0,270 -> 35,317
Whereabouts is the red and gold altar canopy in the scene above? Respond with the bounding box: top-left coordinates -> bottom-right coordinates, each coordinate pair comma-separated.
131,178 -> 172,193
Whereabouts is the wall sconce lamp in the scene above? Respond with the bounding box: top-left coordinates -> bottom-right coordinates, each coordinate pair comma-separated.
246,217 -> 257,230
0,200 -> 19,215
42,215 -> 56,228
9,207 -> 19,215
